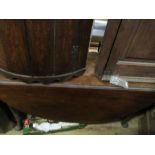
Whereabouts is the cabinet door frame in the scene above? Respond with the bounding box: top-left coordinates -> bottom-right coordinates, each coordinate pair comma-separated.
95,19 -> 155,83
95,19 -> 122,79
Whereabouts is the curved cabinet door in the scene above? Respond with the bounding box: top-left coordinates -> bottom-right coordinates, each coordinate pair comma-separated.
0,19 -> 93,83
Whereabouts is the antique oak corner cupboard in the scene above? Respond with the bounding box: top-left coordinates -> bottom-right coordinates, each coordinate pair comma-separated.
95,19 -> 155,83
0,19 -> 93,83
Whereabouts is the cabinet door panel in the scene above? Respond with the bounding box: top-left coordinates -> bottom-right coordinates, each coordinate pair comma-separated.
25,20 -> 54,76
53,20 -> 92,75
95,19 -> 121,78
0,20 -> 31,75
53,20 -> 78,74
103,19 -> 155,82
126,21 -> 155,60
0,19 -> 93,82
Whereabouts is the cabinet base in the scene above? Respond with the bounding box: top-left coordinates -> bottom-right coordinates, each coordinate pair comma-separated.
0,68 -> 85,83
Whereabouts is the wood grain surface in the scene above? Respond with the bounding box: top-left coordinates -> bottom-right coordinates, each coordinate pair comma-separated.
96,19 -> 155,82
0,19 -> 93,82
0,54 -> 155,123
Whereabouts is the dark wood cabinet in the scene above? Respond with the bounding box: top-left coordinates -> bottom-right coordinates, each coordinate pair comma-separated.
0,19 -> 93,83
0,19 -> 155,124
96,19 -> 155,82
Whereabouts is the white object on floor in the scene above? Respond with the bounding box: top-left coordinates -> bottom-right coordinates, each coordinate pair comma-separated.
33,122 -> 80,132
